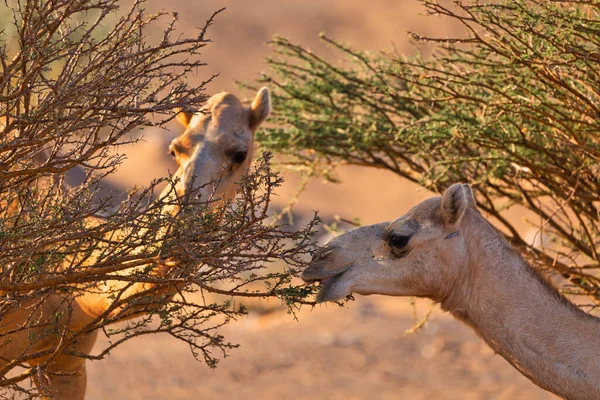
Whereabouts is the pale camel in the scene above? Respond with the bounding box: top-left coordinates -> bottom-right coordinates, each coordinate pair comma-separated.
0,88 -> 271,399
302,183 -> 600,400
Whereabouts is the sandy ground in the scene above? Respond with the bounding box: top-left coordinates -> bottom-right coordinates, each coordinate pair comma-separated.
86,297 -> 557,400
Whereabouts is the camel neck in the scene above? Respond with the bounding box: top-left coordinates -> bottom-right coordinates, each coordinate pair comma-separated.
134,183 -> 181,245
441,210 -> 600,400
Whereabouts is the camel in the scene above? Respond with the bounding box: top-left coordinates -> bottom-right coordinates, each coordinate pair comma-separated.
302,183 -> 600,400
0,87 -> 271,399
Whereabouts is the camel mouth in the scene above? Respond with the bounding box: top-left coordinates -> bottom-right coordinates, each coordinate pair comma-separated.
314,271 -> 348,303
302,264 -> 352,303
312,270 -> 346,286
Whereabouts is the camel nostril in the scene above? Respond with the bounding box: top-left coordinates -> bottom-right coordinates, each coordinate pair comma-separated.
311,247 -> 334,263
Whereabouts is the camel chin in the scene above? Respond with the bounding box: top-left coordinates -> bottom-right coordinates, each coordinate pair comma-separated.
315,271 -> 353,303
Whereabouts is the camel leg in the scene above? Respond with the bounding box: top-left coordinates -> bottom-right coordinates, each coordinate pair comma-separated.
31,329 -> 98,400
32,359 -> 87,400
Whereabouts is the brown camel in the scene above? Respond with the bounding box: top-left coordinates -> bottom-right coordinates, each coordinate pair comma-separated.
0,88 -> 271,399
302,183 -> 600,400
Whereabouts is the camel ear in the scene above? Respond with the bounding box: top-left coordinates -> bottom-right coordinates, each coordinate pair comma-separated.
175,108 -> 194,128
249,87 -> 271,130
462,183 -> 477,209
441,183 -> 467,230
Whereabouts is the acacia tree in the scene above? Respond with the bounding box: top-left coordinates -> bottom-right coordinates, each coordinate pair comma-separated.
255,0 -> 600,304
0,0 -> 317,397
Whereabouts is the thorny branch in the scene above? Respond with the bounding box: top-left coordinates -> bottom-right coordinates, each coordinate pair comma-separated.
0,1 -> 320,397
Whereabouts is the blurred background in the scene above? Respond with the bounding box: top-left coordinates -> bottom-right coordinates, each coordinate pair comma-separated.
87,1 -> 556,399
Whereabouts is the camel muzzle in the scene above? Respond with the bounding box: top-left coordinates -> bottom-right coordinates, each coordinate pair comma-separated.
301,247 -> 351,284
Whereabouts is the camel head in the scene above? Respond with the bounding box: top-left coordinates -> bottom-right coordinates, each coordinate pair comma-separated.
168,87 -> 271,207
302,183 -> 477,303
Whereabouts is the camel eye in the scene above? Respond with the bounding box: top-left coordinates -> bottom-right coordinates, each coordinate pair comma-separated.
169,150 -> 176,158
231,151 -> 247,164
389,234 -> 411,249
